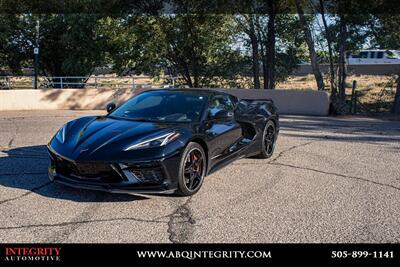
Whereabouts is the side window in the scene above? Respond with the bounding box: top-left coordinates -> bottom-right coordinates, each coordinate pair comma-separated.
360,52 -> 368,58
369,51 -> 376,58
377,52 -> 384,59
208,95 -> 234,117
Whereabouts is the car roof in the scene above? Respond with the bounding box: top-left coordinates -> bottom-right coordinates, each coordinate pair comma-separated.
357,49 -> 399,52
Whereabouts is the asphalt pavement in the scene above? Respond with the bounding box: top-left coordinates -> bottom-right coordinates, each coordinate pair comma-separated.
0,110 -> 399,243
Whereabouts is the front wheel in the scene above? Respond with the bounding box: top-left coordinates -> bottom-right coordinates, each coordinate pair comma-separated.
176,142 -> 206,196
257,120 -> 277,159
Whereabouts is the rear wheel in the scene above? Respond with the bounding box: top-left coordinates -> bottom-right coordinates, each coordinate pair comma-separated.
257,120 -> 277,159
176,142 -> 206,196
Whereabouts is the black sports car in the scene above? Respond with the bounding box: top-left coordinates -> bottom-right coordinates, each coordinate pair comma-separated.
47,89 -> 279,196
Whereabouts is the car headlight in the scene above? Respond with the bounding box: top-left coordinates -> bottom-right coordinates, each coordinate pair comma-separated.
124,132 -> 181,151
55,124 -> 67,144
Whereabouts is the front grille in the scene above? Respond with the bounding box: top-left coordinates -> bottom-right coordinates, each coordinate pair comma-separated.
49,150 -> 122,183
48,149 -> 167,184
73,162 -> 114,177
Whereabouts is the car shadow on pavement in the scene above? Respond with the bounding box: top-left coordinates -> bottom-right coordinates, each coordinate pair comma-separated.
280,116 -> 400,144
282,132 -> 400,144
0,145 -> 148,202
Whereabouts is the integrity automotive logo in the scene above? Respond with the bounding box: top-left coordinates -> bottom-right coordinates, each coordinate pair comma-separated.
2,247 -> 62,262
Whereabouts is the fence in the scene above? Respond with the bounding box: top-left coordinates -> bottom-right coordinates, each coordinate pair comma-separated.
0,75 -> 177,90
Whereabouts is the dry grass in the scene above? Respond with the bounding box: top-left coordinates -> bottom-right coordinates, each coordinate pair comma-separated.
278,74 -> 397,112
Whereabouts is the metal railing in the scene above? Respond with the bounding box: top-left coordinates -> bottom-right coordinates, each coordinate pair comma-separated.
42,76 -> 138,89
0,75 -> 178,90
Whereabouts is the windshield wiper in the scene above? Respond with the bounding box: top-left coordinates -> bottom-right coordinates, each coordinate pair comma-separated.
108,115 -> 159,122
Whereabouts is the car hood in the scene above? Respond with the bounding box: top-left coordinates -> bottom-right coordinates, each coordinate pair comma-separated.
50,116 -> 188,161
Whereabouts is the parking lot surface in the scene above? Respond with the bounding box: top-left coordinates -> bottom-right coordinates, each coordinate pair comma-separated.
0,110 -> 399,243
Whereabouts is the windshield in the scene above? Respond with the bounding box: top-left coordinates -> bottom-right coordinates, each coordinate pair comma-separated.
109,91 -> 208,123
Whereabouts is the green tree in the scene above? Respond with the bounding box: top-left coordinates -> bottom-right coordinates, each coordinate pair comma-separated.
0,15 -> 30,74
254,13 -> 305,88
236,14 -> 261,89
1,13 -> 109,87
103,15 -> 165,76
318,1 -> 373,101
295,0 -> 324,91
369,15 -> 400,113
35,14 -> 108,87
158,14 -> 237,88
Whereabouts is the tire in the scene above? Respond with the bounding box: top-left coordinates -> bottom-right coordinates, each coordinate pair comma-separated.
176,142 -> 207,196
257,120 -> 277,159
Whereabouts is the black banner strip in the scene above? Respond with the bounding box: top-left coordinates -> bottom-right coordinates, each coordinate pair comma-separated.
0,243 -> 399,266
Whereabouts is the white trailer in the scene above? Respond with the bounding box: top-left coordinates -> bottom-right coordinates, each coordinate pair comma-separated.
347,50 -> 400,64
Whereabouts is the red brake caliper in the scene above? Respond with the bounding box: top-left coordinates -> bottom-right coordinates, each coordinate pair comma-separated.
192,153 -> 200,172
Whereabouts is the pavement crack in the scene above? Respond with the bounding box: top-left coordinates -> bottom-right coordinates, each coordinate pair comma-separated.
270,162 -> 400,192
48,193 -> 107,242
0,216 -> 166,231
0,182 -> 52,205
167,197 -> 196,243
232,141 -> 315,167
270,141 -> 315,163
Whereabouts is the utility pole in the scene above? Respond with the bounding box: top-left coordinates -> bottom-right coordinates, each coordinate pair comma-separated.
34,19 -> 40,89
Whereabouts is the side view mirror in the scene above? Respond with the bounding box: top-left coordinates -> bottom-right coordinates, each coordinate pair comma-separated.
106,102 -> 116,113
212,110 -> 234,120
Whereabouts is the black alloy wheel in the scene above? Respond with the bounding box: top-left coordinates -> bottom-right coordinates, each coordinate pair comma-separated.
177,142 -> 206,196
258,120 -> 276,159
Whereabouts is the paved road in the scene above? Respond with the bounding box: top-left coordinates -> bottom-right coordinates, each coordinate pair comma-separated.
0,111 -> 399,243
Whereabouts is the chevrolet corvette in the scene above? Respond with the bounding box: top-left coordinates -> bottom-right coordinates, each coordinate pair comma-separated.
47,89 -> 279,196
